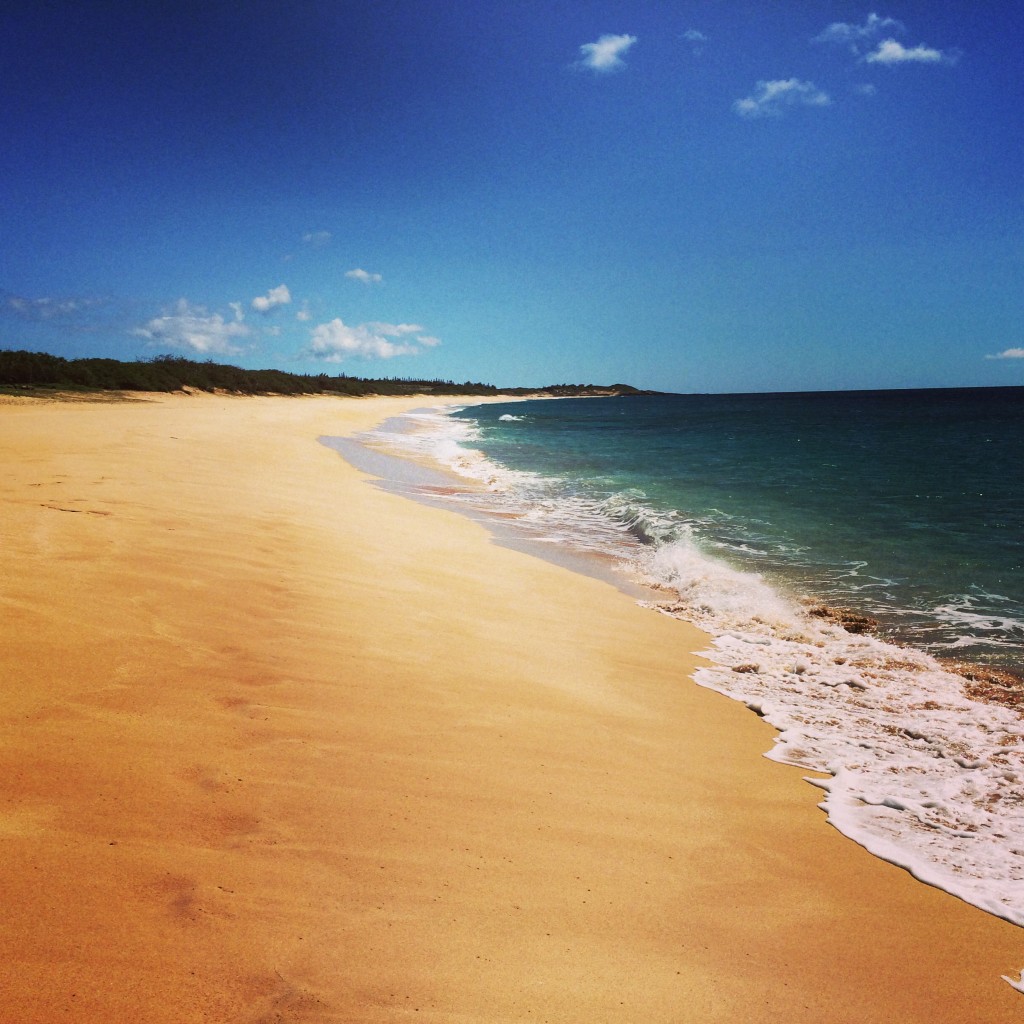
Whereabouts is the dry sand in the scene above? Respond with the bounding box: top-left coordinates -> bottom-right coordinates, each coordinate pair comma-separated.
0,392 -> 1020,1023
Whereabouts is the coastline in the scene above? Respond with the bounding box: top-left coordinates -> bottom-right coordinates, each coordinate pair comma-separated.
374,395 -> 1024,931
0,392 -> 1021,1021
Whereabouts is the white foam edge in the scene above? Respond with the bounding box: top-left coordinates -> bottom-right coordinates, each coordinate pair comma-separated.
362,402 -> 1024,965
804,774 -> 1024,930
1002,969 -> 1024,993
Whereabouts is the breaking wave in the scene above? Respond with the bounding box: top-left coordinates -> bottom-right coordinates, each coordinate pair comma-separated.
352,402 -> 1024,938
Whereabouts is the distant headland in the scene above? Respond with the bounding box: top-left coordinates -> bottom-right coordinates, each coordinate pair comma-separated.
0,349 -> 661,399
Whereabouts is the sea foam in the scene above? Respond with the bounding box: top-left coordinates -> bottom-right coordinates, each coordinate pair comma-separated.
352,403 -> 1024,948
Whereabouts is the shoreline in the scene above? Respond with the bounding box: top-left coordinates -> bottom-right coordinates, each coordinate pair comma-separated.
360,397 -> 1024,931
1,392 -> 1021,1022
346,397 -> 1024,684
321,402 -> 663,604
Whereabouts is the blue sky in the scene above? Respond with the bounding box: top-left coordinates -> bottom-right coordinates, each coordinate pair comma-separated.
1,2 -> 1021,393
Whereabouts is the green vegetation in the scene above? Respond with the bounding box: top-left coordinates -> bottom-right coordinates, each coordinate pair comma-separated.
0,350 -> 499,397
0,350 -> 658,398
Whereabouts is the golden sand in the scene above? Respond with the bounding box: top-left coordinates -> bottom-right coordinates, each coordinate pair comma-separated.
0,393 -> 1020,1022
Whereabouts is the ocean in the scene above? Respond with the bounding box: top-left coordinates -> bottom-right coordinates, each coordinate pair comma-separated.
332,387 -> 1024,940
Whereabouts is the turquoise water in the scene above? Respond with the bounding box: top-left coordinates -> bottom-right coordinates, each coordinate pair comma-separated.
452,389 -> 1024,671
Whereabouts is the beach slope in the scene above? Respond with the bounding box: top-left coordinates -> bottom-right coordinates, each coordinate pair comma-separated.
0,393 -> 1020,1022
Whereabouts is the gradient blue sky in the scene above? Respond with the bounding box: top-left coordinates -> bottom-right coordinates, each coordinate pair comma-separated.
2,2 -> 1021,393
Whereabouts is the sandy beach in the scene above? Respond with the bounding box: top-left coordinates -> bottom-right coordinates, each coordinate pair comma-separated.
0,392 -> 1020,1023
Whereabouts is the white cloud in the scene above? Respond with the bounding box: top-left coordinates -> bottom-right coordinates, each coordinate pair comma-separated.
734,79 -> 831,118
365,321 -> 424,336
305,319 -> 440,362
131,299 -> 251,355
302,230 -> 332,248
865,38 -> 954,65
296,305 -> 312,322
683,29 -> 707,54
814,13 -> 904,47
251,283 -> 292,313
986,348 -> 1024,360
575,33 -> 637,73
5,294 -> 99,320
345,268 -> 383,285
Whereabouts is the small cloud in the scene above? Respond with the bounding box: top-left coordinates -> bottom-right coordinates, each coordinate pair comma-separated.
734,79 -> 831,118
364,321 -> 424,337
345,268 -> 384,285
302,230 -> 332,248
813,13 -> 904,48
3,292 -> 116,338
865,38 -> 956,65
682,29 -> 707,55
854,83 -> 878,96
5,293 -> 102,321
296,304 -> 312,322
574,33 -> 637,73
305,318 -> 439,362
251,284 -> 292,313
131,299 -> 251,355
986,348 -> 1024,360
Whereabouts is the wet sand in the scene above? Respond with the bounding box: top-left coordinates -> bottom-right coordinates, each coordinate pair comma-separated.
0,392 -> 1020,1022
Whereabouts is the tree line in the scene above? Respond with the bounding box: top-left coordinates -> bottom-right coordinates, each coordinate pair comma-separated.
0,350 -> 502,397
0,349 -> 657,399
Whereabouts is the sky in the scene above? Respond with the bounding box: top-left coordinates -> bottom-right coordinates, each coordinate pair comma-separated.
1,1 -> 1021,393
